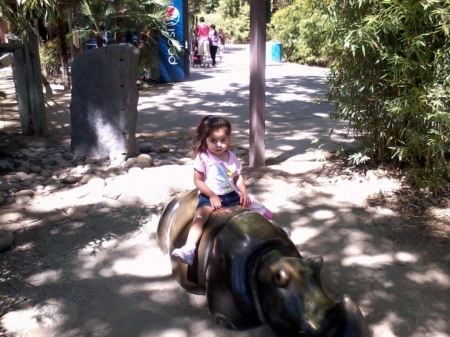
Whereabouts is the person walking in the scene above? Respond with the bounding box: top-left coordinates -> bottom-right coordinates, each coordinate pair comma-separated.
218,28 -> 226,51
171,116 -> 252,265
209,24 -> 220,67
195,17 -> 210,65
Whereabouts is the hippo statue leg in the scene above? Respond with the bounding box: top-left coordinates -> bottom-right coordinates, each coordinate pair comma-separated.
157,190 -> 372,337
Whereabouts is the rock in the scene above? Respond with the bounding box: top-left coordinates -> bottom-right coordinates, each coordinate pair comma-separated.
80,174 -> 101,185
9,182 -> 21,190
4,174 -> 22,183
21,178 -> 33,188
86,177 -> 106,190
139,142 -> 157,153
71,212 -> 87,221
15,171 -> 29,180
136,153 -> 153,167
31,182 -> 45,191
122,157 -> 137,169
40,169 -> 53,177
44,183 -> 66,192
62,176 -> 79,184
0,182 -> 10,191
43,178 -> 56,186
155,159 -> 175,166
63,152 -> 74,160
15,189 -> 35,197
158,145 -> 170,153
0,230 -> 14,252
15,195 -> 32,204
16,165 -> 30,174
42,158 -> 56,166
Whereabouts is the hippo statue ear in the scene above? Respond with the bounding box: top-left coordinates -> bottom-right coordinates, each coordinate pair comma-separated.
273,269 -> 289,287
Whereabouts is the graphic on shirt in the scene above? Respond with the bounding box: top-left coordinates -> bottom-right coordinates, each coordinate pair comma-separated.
194,151 -> 241,196
211,163 -> 234,194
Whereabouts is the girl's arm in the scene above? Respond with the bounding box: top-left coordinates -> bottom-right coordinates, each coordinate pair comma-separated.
194,169 -> 222,209
234,174 -> 251,207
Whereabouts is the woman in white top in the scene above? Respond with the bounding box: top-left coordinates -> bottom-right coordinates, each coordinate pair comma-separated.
208,24 -> 220,67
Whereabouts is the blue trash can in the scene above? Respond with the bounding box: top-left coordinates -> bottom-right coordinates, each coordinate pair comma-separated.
86,40 -> 97,50
266,40 -> 282,63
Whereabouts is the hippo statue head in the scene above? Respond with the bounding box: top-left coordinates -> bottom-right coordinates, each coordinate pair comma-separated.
254,255 -> 372,337
157,189 -> 372,337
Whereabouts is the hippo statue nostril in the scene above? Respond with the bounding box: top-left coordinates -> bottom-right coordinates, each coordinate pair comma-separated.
274,269 -> 289,287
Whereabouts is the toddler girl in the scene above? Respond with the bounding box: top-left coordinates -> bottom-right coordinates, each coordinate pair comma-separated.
171,115 -> 251,265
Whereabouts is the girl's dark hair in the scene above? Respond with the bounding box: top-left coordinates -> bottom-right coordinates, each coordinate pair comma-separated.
210,24 -> 217,36
192,115 -> 231,158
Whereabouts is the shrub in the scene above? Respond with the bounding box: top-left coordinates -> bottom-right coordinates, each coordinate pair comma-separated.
40,39 -> 61,80
325,0 -> 450,191
270,0 -> 331,65
202,2 -> 250,43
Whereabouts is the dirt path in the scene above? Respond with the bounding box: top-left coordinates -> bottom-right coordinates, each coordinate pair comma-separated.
1,48 -> 449,337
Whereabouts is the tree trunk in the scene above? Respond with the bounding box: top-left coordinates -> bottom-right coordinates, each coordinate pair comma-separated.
24,26 -> 48,137
96,33 -> 104,48
56,7 -> 71,89
115,17 -> 125,44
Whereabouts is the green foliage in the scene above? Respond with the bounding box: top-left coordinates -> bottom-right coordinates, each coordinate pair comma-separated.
203,1 -> 250,43
40,39 -> 61,78
325,0 -> 450,191
269,0 -> 331,65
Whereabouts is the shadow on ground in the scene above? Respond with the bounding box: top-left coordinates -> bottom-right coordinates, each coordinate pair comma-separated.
1,164 -> 449,337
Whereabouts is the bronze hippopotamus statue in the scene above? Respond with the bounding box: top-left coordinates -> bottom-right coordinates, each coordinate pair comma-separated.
157,189 -> 372,337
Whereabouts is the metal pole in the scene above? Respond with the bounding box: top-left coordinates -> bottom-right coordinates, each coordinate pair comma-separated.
249,0 -> 266,167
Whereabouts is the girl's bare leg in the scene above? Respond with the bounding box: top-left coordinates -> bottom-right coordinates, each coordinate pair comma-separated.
185,206 -> 213,247
171,206 -> 213,265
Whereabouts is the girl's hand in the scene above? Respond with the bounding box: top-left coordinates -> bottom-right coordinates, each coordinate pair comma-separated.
240,193 -> 251,208
209,195 -> 222,210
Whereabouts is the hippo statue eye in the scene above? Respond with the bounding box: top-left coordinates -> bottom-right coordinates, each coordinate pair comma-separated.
273,269 -> 288,287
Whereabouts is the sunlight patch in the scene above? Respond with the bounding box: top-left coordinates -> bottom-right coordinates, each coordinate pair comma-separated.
1,300 -> 68,336
291,227 -> 320,245
370,312 -> 404,337
394,251 -> 418,263
158,329 -> 188,337
276,144 -> 295,151
149,290 -> 182,305
312,209 -> 335,220
342,254 -> 393,267
406,269 -> 450,286
26,269 -> 62,286
342,243 -> 365,256
106,248 -> 171,277
120,280 -> 179,295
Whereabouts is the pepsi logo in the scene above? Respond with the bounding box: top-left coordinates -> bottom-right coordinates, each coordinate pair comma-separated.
166,6 -> 180,26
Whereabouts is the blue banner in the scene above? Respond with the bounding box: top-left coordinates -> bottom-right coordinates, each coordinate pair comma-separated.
158,0 -> 187,82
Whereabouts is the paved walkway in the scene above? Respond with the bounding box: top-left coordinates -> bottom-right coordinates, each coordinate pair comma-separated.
136,44 -> 349,162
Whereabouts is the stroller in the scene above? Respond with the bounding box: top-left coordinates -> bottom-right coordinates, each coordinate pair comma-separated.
190,36 -> 211,68
190,36 -> 202,67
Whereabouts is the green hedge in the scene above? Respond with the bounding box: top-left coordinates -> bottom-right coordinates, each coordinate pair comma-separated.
269,0 -> 331,65
325,0 -> 450,191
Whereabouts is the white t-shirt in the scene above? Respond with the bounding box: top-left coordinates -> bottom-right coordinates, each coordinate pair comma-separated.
193,150 -> 242,195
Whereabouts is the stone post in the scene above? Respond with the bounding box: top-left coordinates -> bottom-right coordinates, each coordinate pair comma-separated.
70,44 -> 140,159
